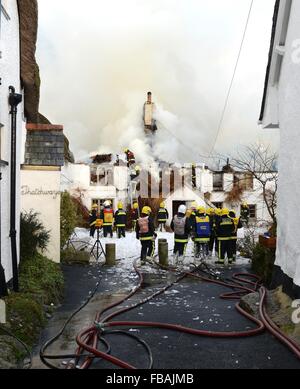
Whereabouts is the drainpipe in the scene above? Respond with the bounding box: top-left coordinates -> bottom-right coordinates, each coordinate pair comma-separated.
8,86 -> 22,293
0,168 -> 8,297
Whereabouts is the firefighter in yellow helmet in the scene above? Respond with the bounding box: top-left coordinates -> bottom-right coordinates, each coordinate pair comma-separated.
100,200 -> 114,238
193,206 -> 211,259
208,208 -> 218,256
131,202 -> 139,231
157,201 -> 169,232
215,208 -> 235,265
114,202 -> 127,239
136,206 -> 157,264
89,203 -> 99,238
229,210 -> 243,262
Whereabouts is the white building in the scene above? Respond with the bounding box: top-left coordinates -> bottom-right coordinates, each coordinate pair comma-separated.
62,158 -> 274,227
0,0 -> 25,288
259,0 -> 300,296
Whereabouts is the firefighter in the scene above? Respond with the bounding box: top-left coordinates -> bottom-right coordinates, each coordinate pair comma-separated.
188,202 -> 198,226
229,210 -> 243,262
136,206 -> 157,264
215,208 -> 235,265
89,203 -> 98,238
192,163 -> 197,189
240,201 -> 250,227
157,202 -> 169,232
115,202 -> 127,239
124,148 -> 136,167
131,202 -> 139,231
170,205 -> 191,264
100,200 -> 114,238
193,207 -> 211,259
208,208 -> 218,256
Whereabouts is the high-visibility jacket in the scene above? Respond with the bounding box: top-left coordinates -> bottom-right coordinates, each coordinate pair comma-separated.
157,208 -> 169,222
100,208 -> 114,226
194,215 -> 211,242
216,216 -> 235,241
136,216 -> 156,241
114,209 -> 127,227
171,214 -> 191,243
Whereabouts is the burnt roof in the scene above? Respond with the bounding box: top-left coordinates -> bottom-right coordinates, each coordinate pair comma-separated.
259,0 -> 281,122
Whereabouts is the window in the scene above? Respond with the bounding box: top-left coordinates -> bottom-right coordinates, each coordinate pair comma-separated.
213,173 -> 223,191
234,173 -> 254,191
249,204 -> 257,219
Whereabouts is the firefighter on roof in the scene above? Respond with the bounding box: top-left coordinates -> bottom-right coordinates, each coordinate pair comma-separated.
124,148 -> 136,167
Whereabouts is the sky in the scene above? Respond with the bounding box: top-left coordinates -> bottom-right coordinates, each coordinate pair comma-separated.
36,0 -> 279,166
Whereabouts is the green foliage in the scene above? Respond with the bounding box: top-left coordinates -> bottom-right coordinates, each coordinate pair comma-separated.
61,191 -> 78,248
4,293 -> 45,347
20,211 -> 50,261
3,253 -> 64,349
252,243 -> 276,286
19,254 -> 64,306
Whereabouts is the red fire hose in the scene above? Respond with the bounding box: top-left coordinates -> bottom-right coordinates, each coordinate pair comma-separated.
72,259 -> 300,369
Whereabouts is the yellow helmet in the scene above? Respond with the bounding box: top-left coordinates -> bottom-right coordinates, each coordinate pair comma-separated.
197,206 -> 206,214
210,208 -> 216,214
124,148 -> 129,153
142,206 -> 151,215
222,208 -> 229,216
118,202 -> 123,210
133,202 -> 139,209
206,208 -> 211,215
242,201 -> 248,207
92,203 -> 98,209
160,202 -> 165,208
191,201 -> 197,210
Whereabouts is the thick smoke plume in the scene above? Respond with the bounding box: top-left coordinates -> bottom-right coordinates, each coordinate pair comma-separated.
37,0 -> 278,166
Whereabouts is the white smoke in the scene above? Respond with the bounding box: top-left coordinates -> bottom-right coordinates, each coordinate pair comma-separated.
37,0 -> 278,166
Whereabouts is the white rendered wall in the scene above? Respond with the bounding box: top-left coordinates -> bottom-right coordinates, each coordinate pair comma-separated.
21,170 -> 61,263
274,1 -> 300,286
0,0 -> 24,282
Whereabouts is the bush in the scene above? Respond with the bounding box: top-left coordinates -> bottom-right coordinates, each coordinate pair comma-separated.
61,191 -> 78,248
20,211 -> 50,261
252,243 -> 276,286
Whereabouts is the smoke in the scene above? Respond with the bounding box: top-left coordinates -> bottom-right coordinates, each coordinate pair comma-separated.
37,0 -> 278,166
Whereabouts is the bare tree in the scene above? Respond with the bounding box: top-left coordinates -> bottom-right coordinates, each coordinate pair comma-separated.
230,144 -> 278,226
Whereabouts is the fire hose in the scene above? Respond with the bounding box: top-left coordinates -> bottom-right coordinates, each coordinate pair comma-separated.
41,256 -> 300,369
72,258 -> 300,369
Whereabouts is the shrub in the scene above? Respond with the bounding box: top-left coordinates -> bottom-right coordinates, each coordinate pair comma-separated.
20,211 -> 50,261
61,191 -> 78,248
252,243 -> 276,286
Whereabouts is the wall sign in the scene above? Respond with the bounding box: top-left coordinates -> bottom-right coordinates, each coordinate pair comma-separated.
21,185 -> 61,200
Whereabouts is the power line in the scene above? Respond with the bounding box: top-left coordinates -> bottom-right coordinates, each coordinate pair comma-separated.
209,0 -> 255,157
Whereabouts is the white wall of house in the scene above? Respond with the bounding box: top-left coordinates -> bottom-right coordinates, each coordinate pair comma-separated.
0,0 -> 24,282
62,163 -> 129,210
21,168 -> 61,263
267,0 -> 300,287
261,0 -> 300,286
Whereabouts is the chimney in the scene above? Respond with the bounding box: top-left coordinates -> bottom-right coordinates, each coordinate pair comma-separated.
147,92 -> 152,104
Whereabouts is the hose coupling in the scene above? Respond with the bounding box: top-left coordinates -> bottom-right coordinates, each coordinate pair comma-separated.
94,321 -> 107,330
